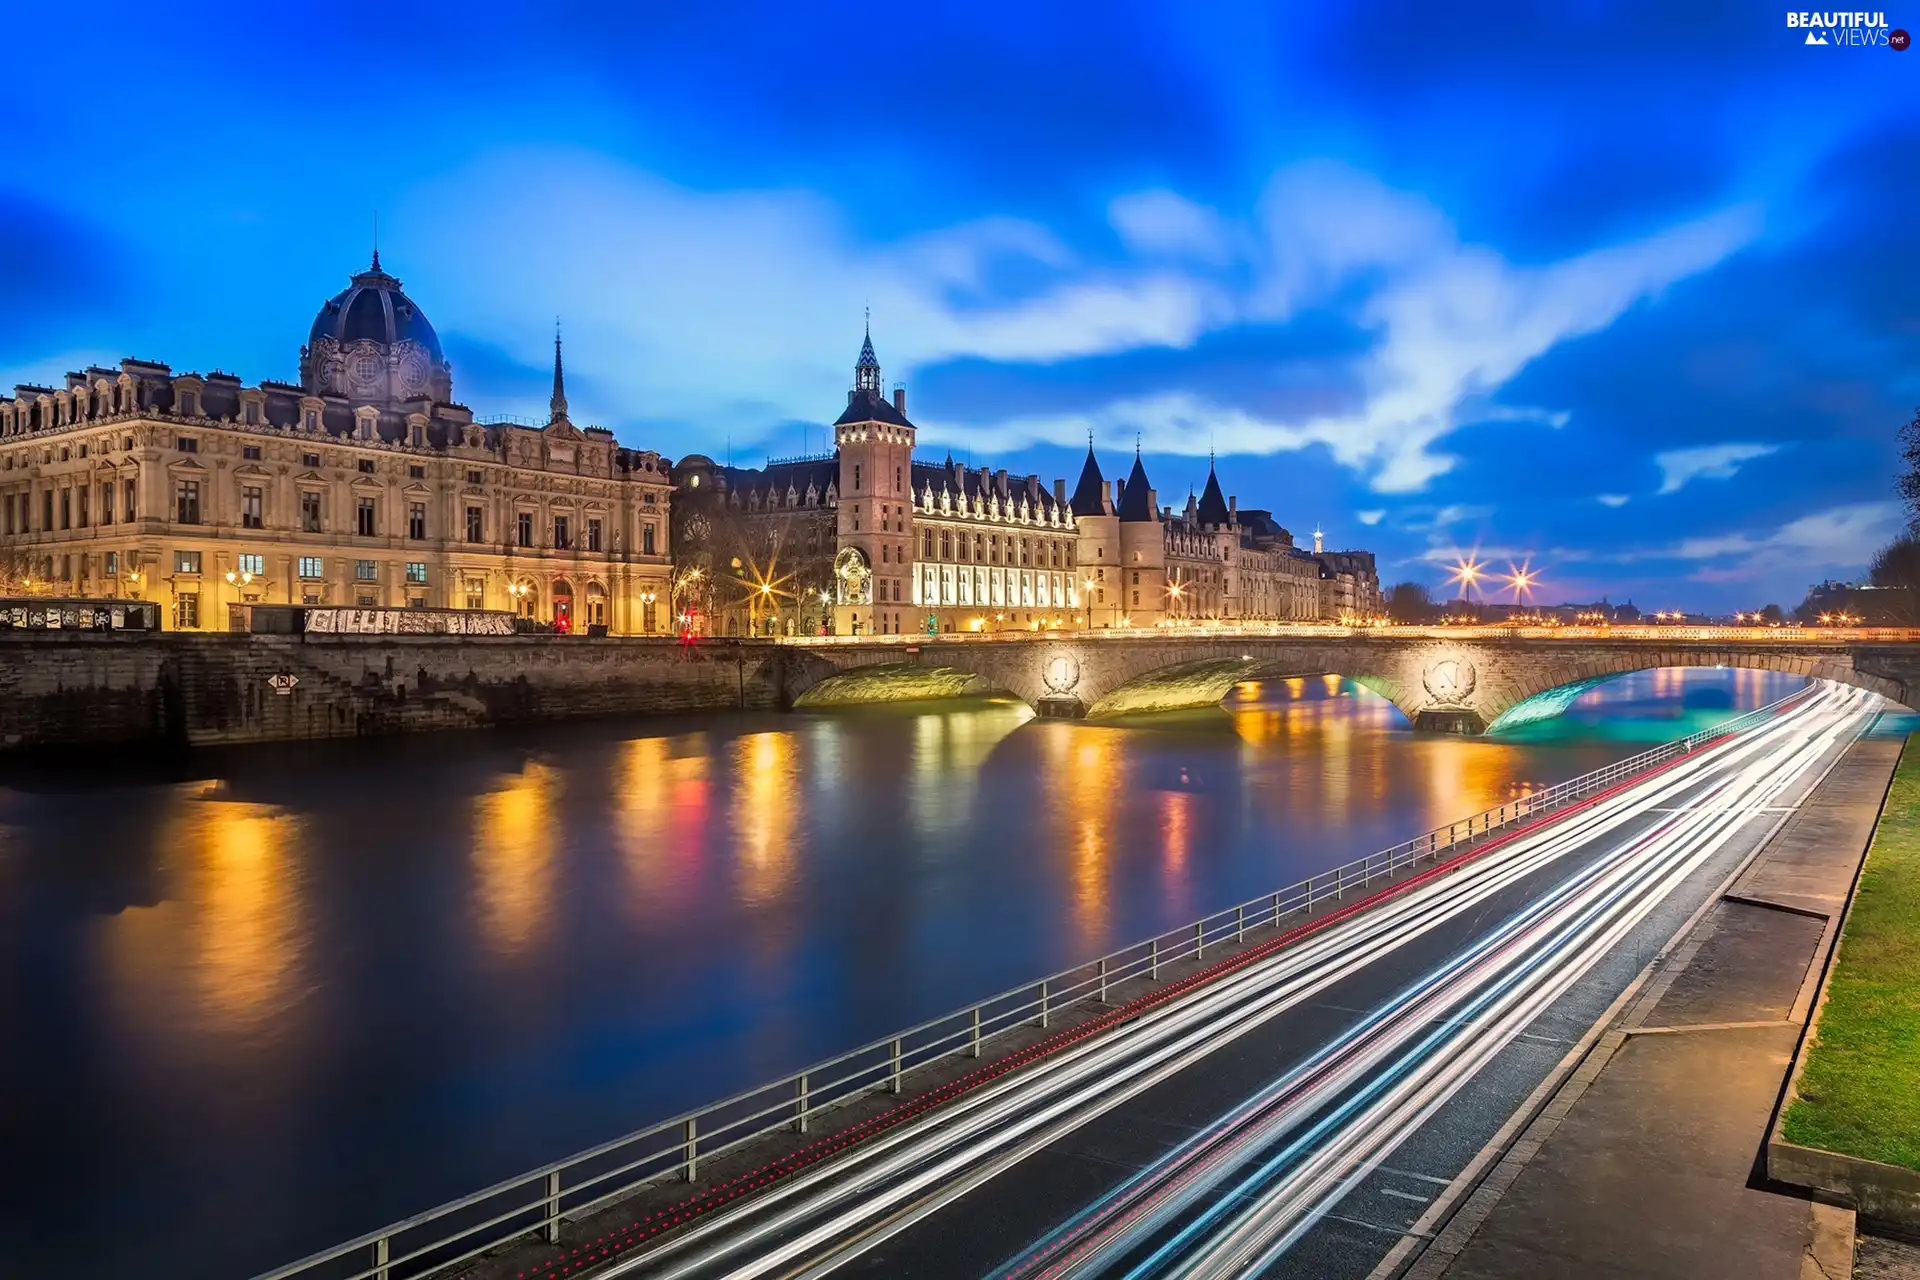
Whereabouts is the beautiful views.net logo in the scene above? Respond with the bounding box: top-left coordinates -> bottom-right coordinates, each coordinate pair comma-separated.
1785,11 -> 1909,47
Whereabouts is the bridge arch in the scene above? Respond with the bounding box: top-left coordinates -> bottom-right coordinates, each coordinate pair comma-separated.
773,635 -> 1920,732
791,662 -> 1012,708
1480,652 -> 1909,732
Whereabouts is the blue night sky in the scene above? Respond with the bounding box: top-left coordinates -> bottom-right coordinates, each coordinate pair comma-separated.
3,1 -> 1916,610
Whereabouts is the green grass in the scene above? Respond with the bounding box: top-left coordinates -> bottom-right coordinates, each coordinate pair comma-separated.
1782,734 -> 1920,1171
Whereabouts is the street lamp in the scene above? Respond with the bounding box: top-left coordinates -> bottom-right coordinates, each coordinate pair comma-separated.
1447,555 -> 1485,608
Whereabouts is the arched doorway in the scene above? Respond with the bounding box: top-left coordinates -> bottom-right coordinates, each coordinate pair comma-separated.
511,578 -> 539,620
584,581 -> 608,631
551,579 -> 574,634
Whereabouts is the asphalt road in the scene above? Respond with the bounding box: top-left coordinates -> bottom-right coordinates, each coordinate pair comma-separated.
599,685 -> 1875,1280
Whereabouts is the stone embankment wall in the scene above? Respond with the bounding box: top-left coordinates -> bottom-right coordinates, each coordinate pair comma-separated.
0,633 -> 790,753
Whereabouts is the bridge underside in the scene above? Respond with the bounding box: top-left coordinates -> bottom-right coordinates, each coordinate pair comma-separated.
792,663 -> 1004,709
1484,676 -> 1617,733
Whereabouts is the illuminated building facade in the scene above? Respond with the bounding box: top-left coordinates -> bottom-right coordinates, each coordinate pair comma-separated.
0,256 -> 673,632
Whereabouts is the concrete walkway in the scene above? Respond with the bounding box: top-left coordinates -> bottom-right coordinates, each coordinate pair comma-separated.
1396,733 -> 1905,1280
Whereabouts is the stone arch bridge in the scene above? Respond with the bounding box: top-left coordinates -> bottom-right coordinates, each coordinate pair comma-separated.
772,631 -> 1920,733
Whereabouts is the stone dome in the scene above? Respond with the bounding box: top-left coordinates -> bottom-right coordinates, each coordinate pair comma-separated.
301,252 -> 452,404
308,253 -> 443,360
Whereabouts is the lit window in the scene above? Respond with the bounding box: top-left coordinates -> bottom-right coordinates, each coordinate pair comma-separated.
298,556 -> 324,579
406,562 -> 427,584
175,550 -> 201,574
238,553 -> 265,576
355,560 -> 378,582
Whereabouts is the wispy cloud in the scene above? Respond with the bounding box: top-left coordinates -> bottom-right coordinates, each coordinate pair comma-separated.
1653,442 -> 1782,494
1356,509 -> 1386,525
1108,190 -> 1236,263
1596,493 -> 1631,507
404,150 -> 1759,494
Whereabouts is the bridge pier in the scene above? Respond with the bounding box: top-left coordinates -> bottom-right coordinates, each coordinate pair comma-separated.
1034,696 -> 1087,719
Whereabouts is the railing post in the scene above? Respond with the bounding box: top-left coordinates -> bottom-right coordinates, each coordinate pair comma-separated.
683,1118 -> 698,1182
1097,957 -> 1108,1003
794,1073 -> 810,1134
1236,904 -> 1245,944
971,1006 -> 982,1057
1039,979 -> 1049,1028
1150,938 -> 1160,980
1271,890 -> 1281,925
1194,920 -> 1205,960
371,1238 -> 390,1280
890,1037 -> 903,1092
543,1170 -> 562,1243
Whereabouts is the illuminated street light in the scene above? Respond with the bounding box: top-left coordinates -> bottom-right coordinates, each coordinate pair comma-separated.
1447,555 -> 1486,605
1503,560 -> 1538,604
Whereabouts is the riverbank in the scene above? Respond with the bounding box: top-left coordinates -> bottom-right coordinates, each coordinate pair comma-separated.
0,631 -> 794,754
1772,733 -> 1920,1228
1389,727 -> 1905,1280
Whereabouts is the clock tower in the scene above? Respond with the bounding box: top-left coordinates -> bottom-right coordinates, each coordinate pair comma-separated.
833,321 -> 916,635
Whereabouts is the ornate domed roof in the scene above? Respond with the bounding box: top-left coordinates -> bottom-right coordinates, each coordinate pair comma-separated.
307,252 -> 443,362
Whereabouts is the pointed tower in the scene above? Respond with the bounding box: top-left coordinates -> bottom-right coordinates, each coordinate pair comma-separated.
548,322 -> 570,426
1114,445 -> 1167,625
1070,439 -> 1121,627
833,318 -> 916,635
1196,455 -> 1231,527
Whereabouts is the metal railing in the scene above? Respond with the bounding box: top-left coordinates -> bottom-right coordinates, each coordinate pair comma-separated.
255,690 -> 1808,1280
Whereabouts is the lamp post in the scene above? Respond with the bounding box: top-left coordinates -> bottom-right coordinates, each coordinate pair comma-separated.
639,588 -> 657,634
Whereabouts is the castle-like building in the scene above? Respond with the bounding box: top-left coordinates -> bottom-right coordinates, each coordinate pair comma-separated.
0,255 -> 674,632
670,329 -> 1380,635
1,269 -> 1371,638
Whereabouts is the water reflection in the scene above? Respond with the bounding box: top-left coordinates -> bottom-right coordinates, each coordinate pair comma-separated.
733,732 -> 798,906
0,666 -> 1811,1280
474,764 -> 556,956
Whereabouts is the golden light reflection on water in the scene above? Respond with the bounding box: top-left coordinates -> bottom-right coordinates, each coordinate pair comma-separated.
112,800 -> 308,1041
474,764 -> 557,955
732,732 -> 798,906
1040,725 -> 1123,947
615,735 -> 711,918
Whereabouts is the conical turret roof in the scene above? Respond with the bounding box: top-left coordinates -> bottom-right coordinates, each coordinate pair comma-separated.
1117,450 -> 1156,522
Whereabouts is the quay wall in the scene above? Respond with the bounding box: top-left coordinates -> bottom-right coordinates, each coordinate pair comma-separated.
0,633 -> 791,753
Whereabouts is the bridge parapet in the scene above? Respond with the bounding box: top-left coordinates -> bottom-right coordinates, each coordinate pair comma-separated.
776,629 -> 1920,730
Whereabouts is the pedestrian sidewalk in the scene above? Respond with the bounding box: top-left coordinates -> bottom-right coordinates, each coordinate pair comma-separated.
1395,732 -> 1904,1280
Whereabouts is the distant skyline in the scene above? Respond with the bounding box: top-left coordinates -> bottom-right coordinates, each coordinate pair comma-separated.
3,1 -> 1916,609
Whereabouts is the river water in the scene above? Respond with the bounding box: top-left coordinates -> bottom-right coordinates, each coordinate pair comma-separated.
0,667 -> 1805,1277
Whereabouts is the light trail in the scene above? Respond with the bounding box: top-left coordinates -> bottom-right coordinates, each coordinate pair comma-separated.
594,687 -> 1872,1280
1015,686 -> 1870,1279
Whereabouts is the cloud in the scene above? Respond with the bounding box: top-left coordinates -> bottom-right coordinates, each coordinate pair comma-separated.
1553,501 -> 1898,588
404,151 -> 1758,494
404,150 -> 1238,440
1596,493 -> 1630,507
1356,509 -> 1386,525
1653,442 -> 1781,494
1108,190 -> 1234,263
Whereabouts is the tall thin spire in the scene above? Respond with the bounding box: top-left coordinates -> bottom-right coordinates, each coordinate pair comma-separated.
549,318 -> 569,424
